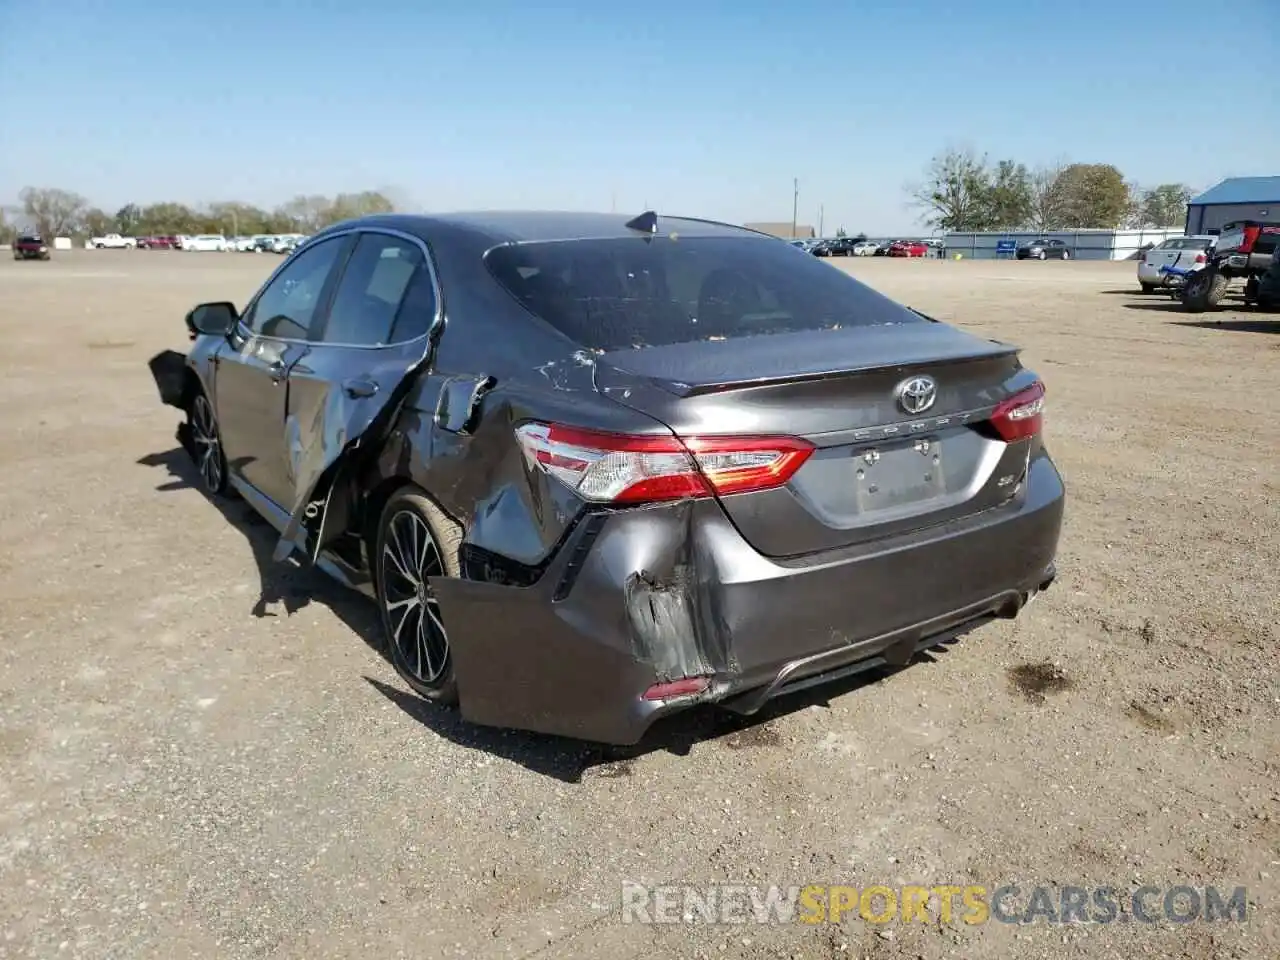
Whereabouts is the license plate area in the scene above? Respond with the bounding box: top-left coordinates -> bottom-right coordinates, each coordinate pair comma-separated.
852,436 -> 949,512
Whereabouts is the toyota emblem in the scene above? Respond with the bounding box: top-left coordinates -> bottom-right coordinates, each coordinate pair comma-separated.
896,376 -> 938,415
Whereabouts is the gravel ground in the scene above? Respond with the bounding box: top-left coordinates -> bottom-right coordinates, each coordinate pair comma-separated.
0,250 -> 1276,960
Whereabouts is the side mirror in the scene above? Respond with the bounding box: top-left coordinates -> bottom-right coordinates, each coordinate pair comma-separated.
185,301 -> 238,338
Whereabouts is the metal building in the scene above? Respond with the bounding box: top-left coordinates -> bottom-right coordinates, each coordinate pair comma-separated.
744,222 -> 816,239
1184,177 -> 1280,235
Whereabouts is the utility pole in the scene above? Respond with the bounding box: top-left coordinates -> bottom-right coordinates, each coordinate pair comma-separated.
791,178 -> 799,239
818,204 -> 824,238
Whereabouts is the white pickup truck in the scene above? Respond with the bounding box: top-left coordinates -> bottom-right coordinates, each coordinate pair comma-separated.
90,233 -> 137,249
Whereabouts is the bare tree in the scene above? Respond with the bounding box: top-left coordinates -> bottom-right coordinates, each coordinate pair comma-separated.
1027,163 -> 1067,233
19,187 -> 89,239
1120,180 -> 1145,228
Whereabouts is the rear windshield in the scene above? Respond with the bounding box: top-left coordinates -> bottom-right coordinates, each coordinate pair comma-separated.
18,235 -> 42,243
484,236 -> 922,351
1159,238 -> 1211,250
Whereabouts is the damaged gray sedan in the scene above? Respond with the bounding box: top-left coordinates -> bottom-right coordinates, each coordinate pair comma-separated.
148,211 -> 1064,745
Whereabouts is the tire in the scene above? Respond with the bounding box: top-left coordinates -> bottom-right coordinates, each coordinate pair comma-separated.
1037,250 -> 1046,260
1244,275 -> 1259,305
94,243 -> 104,249
187,391 -> 229,495
374,486 -> 463,704
1139,282 -> 1156,294
1061,250 -> 1070,260
1181,271 -> 1228,313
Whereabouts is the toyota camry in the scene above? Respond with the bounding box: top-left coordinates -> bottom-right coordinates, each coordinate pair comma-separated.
147,211 -> 1064,745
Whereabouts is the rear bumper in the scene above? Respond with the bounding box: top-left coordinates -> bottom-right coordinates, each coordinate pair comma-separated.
1137,263 -> 1175,284
435,449 -> 1065,745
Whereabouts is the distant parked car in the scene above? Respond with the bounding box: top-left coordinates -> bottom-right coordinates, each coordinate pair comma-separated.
270,234 -> 305,254
815,237 -> 859,257
184,234 -> 229,252
888,240 -> 928,258
91,233 -> 137,249
138,235 -> 181,250
13,234 -> 51,260
1137,236 -> 1215,292
1016,239 -> 1071,260
852,241 -> 878,256
873,241 -> 894,257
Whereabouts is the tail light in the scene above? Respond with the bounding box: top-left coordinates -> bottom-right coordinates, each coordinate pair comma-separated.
514,423 -> 814,504
990,382 -> 1045,442
1240,225 -> 1261,254
1195,252 -> 1206,263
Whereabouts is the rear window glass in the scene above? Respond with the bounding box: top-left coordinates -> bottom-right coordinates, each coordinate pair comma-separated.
484,236 -> 922,351
19,235 -> 42,242
1160,238 -> 1211,250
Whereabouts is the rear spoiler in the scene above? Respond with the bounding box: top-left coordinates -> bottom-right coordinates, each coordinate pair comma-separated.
596,324 -> 1020,399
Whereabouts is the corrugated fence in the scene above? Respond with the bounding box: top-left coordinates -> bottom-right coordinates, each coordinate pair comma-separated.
941,229 -> 1184,261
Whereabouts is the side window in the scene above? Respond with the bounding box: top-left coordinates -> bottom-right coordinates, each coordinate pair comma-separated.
321,233 -> 432,345
245,237 -> 345,339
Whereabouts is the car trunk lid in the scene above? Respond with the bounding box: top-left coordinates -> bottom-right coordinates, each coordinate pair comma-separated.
595,324 -> 1039,557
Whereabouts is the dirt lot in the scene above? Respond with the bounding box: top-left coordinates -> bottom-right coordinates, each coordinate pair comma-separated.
1,249 -> 1276,960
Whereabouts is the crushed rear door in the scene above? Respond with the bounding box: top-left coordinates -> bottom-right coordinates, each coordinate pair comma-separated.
272,339 -> 433,563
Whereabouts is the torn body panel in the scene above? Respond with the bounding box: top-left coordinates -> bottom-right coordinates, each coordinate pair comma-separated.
388,366 -> 669,570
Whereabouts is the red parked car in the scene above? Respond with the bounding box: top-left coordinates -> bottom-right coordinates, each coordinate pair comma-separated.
12,234 -> 51,260
138,235 -> 181,250
888,240 -> 928,258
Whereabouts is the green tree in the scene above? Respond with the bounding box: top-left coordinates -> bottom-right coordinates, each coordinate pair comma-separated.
20,186 -> 89,239
911,148 -> 993,232
83,208 -> 116,239
1140,184 -> 1193,228
114,203 -> 142,235
1054,163 -> 1129,228
137,202 -> 198,234
326,190 -> 395,225
982,160 -> 1032,230
206,201 -> 270,236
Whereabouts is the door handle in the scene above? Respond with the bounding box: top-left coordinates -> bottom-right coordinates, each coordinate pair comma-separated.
268,359 -> 286,383
342,378 -> 379,399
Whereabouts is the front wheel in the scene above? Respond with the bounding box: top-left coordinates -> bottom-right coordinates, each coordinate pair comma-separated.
1037,250 -> 1047,260
187,391 -> 228,495
1061,250 -> 1070,260
1139,282 -> 1156,294
375,488 -> 463,704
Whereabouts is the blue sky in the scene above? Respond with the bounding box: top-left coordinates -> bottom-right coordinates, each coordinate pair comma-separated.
2,0 -> 1277,232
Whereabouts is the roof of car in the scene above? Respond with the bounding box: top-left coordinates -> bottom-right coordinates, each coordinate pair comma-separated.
336,211 -> 768,245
